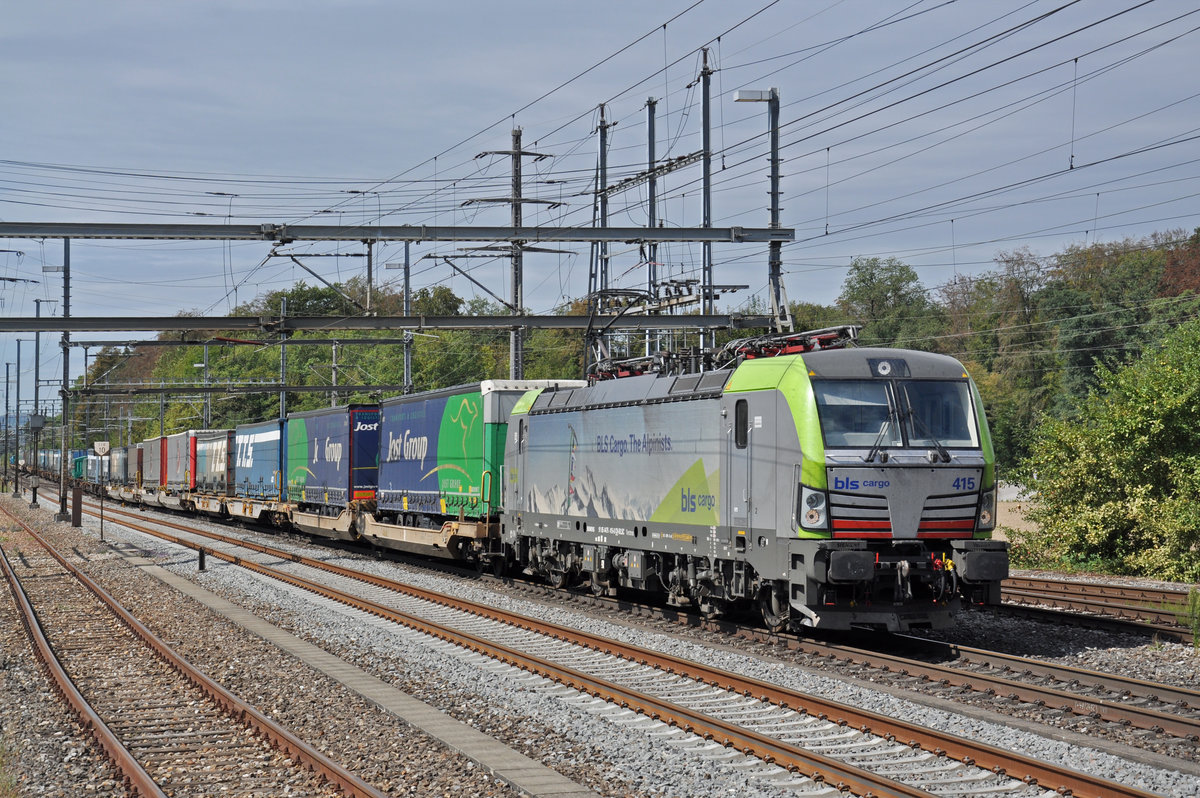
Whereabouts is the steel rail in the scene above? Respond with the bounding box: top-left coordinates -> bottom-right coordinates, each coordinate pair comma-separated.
78,501 -> 1162,798
787,635 -> 1200,740
1006,576 -> 1194,606
895,635 -> 1200,713
0,506 -> 389,798
0,539 -> 166,798
1006,586 -> 1186,625
993,601 -> 1193,644
1004,577 -> 1193,627
87,519 -> 927,796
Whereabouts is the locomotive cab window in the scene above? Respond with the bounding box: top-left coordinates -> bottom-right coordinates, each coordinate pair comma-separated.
900,381 -> 978,448
813,379 -> 979,449
735,399 -> 748,449
812,381 -> 900,448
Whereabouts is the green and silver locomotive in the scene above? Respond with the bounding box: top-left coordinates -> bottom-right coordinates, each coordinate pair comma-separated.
501,327 -> 1008,632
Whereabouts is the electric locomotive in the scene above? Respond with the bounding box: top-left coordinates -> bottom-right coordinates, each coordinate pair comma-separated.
501,326 -> 1008,632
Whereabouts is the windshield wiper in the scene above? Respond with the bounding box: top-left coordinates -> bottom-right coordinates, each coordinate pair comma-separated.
863,410 -> 897,463
901,393 -> 951,463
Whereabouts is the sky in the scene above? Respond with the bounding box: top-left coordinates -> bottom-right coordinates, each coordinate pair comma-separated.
2,0 -> 1198,416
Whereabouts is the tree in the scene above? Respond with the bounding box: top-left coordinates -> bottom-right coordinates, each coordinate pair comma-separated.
787,300 -> 847,333
1012,318 -> 1200,581
836,256 -> 945,348
1156,227 -> 1200,296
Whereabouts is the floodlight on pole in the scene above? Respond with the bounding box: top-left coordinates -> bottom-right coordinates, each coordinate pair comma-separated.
735,87 -> 792,333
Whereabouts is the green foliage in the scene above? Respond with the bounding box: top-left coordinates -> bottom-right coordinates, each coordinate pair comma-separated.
788,300 -> 850,333
836,256 -> 945,348
1181,588 -> 1200,650
1012,318 -> 1200,581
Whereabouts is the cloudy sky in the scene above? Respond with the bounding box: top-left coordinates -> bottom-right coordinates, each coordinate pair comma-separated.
2,0 -> 1197,407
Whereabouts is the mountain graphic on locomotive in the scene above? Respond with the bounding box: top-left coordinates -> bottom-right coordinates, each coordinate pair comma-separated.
62,325 -> 1007,633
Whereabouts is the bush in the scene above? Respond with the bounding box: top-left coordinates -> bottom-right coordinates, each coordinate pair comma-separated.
1011,319 -> 1200,581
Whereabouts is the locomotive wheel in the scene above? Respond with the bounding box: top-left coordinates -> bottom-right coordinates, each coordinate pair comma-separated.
759,586 -> 790,633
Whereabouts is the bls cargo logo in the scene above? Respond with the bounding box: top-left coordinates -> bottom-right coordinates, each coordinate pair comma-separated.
833,477 -> 891,490
680,488 -> 716,513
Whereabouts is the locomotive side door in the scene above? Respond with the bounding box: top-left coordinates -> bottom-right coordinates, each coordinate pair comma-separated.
506,417 -> 528,514
726,397 -> 752,532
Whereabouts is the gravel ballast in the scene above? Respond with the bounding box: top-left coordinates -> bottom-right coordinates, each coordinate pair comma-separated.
3,493 -> 1197,796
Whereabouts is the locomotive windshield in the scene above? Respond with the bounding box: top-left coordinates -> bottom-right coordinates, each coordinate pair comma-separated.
813,379 -> 979,449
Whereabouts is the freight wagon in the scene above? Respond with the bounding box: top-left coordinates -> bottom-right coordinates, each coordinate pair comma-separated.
225,419 -> 288,525
286,404 -> 380,539
139,436 -> 166,506
360,380 -> 584,559
193,430 -> 235,517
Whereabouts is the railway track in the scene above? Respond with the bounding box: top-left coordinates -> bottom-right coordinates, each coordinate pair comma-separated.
1002,576 -> 1198,642
0,504 -> 387,798
55,496 -> 1173,798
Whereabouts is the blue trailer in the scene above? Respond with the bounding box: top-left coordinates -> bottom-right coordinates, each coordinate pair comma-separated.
285,404 -> 380,540
362,380 -> 583,559
220,419 -> 287,525
232,419 -> 285,499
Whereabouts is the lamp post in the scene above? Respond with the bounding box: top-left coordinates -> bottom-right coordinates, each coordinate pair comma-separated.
30,298 -> 51,508
12,341 -> 22,497
3,362 -> 10,492
735,87 -> 792,333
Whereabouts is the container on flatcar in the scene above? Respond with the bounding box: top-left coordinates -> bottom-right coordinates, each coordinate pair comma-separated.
109,446 -> 129,486
286,404 -> 379,509
233,419 -> 285,499
163,431 -> 195,492
194,430 -> 235,495
141,436 -> 165,490
364,380 -> 583,559
107,444 -> 140,501
84,452 -> 109,483
377,381 -> 580,520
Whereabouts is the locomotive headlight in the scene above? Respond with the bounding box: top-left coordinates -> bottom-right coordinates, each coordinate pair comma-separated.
977,488 -> 996,530
799,485 -> 827,530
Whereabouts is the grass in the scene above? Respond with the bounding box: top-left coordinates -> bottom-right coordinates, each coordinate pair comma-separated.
0,736 -> 19,798
1179,588 -> 1200,650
